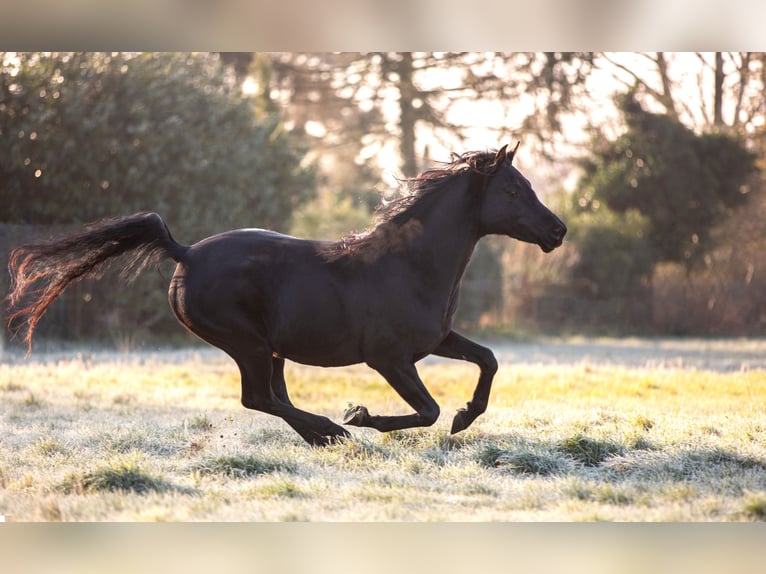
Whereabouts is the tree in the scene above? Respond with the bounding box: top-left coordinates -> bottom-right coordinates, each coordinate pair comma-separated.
577,93 -> 756,269
565,92 -> 757,333
1,52 -> 315,343
0,52 -> 314,235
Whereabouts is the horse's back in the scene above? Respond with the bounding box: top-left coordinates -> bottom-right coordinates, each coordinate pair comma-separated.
170,229 -> 313,317
169,229 -> 358,358
189,228 -> 326,262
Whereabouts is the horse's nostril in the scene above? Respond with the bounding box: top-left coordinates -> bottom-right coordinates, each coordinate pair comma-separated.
552,225 -> 566,239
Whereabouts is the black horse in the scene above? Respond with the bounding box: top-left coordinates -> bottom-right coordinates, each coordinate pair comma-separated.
6,143 -> 566,446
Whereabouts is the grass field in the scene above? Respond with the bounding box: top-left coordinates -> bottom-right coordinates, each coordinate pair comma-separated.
1,339 -> 765,521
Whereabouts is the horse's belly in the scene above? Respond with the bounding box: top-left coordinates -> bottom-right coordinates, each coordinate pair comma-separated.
269,295 -> 366,367
279,349 -> 362,368
270,302 -> 442,367
273,325 -> 364,367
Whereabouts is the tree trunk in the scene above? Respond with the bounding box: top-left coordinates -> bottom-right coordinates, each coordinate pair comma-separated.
397,52 -> 418,178
656,52 -> 679,121
713,52 -> 724,128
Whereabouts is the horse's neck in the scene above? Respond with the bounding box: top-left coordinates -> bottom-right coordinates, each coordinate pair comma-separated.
405,179 -> 481,292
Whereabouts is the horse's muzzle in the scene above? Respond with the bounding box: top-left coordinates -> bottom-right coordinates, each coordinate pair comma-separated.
540,222 -> 567,252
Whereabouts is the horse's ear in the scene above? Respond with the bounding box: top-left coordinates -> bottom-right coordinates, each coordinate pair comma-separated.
492,144 -> 508,169
507,141 -> 521,164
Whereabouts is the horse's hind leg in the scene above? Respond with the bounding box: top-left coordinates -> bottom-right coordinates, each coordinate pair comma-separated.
270,356 -> 292,404
343,361 -> 440,432
169,285 -> 347,447
268,356 -> 340,445
236,348 -> 350,447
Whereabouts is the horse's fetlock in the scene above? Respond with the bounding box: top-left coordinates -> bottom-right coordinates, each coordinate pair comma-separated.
470,400 -> 488,415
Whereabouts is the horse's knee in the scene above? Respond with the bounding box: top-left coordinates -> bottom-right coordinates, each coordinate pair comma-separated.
477,347 -> 498,377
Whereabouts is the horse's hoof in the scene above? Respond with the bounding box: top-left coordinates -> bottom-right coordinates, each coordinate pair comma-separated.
450,408 -> 474,434
309,435 -> 332,447
311,430 -> 351,447
343,405 -> 369,426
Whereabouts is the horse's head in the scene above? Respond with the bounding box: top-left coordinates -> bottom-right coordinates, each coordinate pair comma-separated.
477,143 -> 566,252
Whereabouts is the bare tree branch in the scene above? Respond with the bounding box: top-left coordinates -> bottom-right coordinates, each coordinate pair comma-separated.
600,53 -> 667,107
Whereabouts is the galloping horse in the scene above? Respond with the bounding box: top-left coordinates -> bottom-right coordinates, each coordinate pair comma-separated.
6,143 -> 566,446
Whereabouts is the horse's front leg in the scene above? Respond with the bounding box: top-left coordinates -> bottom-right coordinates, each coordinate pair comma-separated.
430,330 -> 498,434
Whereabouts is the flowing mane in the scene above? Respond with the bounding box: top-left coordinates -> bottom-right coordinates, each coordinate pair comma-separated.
326,149 -> 501,260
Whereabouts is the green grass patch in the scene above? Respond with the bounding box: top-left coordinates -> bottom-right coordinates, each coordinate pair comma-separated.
1,380 -> 25,392
35,438 -> 70,457
469,436 -> 574,476
558,433 -> 625,467
494,447 -> 572,476
474,443 -> 506,468
187,414 -> 214,432
191,454 -> 298,478
249,477 -> 310,499
593,483 -> 635,505
633,414 -> 655,431
60,458 -> 170,494
741,491 -> 766,521
563,477 -> 594,501
23,392 -> 44,409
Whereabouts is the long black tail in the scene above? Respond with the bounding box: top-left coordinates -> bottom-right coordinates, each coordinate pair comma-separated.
5,212 -> 188,351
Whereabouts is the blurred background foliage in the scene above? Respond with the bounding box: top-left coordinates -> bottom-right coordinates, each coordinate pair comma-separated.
0,52 -> 315,344
2,52 -> 766,347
